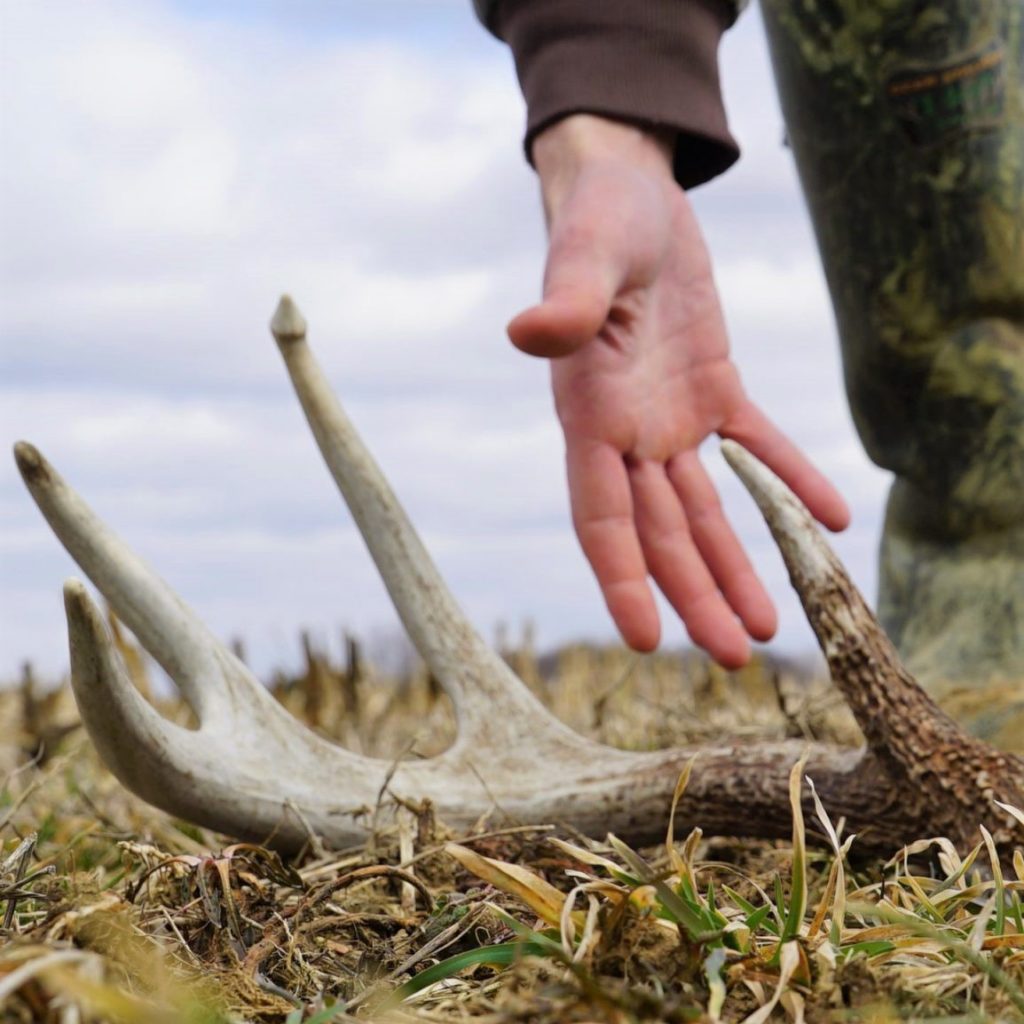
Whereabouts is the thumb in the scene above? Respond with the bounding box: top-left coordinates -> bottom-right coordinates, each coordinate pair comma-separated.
507,225 -> 626,359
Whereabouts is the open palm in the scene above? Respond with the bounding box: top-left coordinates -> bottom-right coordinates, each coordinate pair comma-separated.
510,156 -> 849,666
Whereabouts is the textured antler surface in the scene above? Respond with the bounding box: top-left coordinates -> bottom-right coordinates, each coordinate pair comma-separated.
14,297 -> 1024,856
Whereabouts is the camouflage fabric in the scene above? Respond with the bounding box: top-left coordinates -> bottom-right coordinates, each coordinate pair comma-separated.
761,0 -> 1024,745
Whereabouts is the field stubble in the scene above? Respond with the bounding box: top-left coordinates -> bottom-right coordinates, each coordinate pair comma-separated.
1,622 -> 1022,1023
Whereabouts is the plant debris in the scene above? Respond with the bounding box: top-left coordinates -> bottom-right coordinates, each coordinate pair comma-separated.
2,634 -> 1021,1022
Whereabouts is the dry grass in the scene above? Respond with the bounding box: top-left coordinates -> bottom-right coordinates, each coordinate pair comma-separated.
1,629 -> 1022,1022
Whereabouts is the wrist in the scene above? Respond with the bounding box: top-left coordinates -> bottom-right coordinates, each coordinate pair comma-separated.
532,115 -> 675,221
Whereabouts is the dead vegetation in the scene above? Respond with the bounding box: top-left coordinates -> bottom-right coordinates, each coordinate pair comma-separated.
2,636 -> 1023,1022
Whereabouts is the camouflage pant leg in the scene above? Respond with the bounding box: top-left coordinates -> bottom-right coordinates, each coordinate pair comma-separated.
759,0 -> 1024,741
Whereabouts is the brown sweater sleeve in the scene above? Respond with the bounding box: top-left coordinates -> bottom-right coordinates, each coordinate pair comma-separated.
487,0 -> 740,189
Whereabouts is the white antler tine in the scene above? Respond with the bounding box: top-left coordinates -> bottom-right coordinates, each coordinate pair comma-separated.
15,442 -> 234,724
62,578 -> 304,842
721,441 -> 842,606
721,439 -> 883,658
270,297 -> 577,747
720,440 -> 948,751
63,578 -> 203,801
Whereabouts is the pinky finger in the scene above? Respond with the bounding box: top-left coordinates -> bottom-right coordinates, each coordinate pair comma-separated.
720,403 -> 851,532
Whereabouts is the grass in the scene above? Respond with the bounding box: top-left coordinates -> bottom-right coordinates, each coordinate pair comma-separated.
1,630 -> 1022,1022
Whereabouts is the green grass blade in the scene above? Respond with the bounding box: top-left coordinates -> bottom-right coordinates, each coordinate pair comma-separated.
394,940 -> 554,1000
780,756 -> 808,943
607,835 -> 713,940
722,885 -> 757,916
301,1006 -> 349,1024
704,946 -> 727,1022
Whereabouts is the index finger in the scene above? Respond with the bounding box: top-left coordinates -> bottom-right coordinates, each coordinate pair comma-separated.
565,439 -> 661,651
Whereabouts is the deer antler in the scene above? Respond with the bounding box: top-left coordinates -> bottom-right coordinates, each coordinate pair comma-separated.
14,297 -> 1024,855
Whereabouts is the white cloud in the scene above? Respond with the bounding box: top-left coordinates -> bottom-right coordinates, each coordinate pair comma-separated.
0,0 -> 889,683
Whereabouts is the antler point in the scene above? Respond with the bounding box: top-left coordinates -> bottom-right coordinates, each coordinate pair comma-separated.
62,578 -> 100,635
13,440 -> 48,484
271,294 -> 308,344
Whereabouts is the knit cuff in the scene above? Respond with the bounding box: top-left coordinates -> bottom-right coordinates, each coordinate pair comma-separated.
493,0 -> 740,189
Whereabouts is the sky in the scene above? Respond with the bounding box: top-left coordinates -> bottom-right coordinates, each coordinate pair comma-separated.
0,0 -> 892,682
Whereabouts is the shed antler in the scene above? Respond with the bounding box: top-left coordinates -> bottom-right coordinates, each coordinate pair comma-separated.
14,297 -> 1024,855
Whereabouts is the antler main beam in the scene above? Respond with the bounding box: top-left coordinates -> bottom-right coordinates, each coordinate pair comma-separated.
14,297 -> 1024,856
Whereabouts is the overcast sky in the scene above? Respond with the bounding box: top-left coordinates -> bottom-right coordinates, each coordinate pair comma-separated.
0,0 -> 891,682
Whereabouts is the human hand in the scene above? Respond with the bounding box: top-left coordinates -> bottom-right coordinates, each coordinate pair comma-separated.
510,115 -> 850,666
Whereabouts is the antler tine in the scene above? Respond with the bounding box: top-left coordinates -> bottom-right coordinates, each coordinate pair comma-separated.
722,440 -> 963,754
14,442 -> 234,725
270,296 -> 585,751
61,576 -> 384,847
724,442 -> 1024,851
63,578 -> 206,803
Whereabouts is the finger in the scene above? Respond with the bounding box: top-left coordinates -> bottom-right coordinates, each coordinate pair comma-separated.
667,451 -> 777,642
628,459 -> 750,668
566,440 -> 660,651
508,207 -> 629,359
508,298 -> 607,359
721,403 -> 851,532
